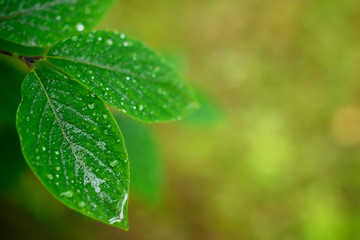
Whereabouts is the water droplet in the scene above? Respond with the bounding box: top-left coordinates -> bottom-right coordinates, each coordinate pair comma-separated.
60,190 -> 74,198
88,103 -> 95,109
26,116 -> 30,121
123,41 -> 129,47
106,39 -> 113,45
55,166 -> 61,171
78,201 -> 87,208
124,158 -> 128,163
109,159 -> 119,167
55,15 -> 61,20
76,23 -> 85,32
42,146 -> 46,151
103,114 -> 108,119
55,151 -> 60,155
47,174 -> 53,180
139,105 -> 144,111
97,36 -> 102,41
120,33 -> 126,39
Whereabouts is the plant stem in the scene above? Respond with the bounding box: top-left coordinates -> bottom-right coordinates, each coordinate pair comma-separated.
0,49 -> 13,56
0,49 -> 44,69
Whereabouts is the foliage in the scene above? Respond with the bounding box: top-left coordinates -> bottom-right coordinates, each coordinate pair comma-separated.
0,0 -> 197,230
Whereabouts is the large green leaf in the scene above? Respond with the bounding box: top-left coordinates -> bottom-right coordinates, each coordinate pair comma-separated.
16,68 -> 129,229
115,113 -> 163,203
0,0 -> 115,47
47,30 -> 198,123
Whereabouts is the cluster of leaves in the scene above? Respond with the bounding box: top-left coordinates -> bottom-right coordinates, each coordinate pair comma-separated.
0,0 -> 197,230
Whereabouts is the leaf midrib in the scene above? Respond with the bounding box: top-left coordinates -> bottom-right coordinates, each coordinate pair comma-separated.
47,55 -> 196,103
32,69 -> 121,217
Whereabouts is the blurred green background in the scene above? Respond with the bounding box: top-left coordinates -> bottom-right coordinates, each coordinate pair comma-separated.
2,0 -> 360,239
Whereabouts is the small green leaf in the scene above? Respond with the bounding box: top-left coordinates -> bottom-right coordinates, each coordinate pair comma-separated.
115,113 -> 163,203
47,30 -> 198,123
0,0 -> 116,47
17,68 -> 129,229
185,89 -> 223,126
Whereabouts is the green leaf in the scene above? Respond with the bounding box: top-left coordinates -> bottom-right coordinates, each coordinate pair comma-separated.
185,89 -> 223,126
0,124 -> 26,193
0,0 -> 116,47
0,56 -> 26,124
16,68 -> 129,229
47,30 -> 198,123
0,38 -> 47,56
115,113 -> 163,203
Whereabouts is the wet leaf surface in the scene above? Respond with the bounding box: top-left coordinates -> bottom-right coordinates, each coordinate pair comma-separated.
0,0 -> 115,47
17,68 -> 129,229
48,30 -> 198,123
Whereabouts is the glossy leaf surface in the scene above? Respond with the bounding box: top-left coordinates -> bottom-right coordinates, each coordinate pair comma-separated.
17,68 -> 129,229
48,31 -> 198,123
0,0 -> 115,47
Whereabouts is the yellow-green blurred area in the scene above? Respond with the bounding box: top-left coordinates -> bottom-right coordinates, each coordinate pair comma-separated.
2,0 -> 360,239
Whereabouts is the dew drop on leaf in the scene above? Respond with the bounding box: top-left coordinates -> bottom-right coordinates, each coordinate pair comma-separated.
47,174 -> 53,180
78,201 -> 87,208
76,23 -> 85,32
88,103 -> 95,109
60,190 -> 74,198
106,39 -> 113,45
109,159 -> 119,167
